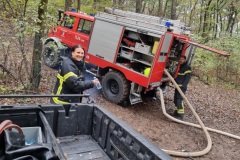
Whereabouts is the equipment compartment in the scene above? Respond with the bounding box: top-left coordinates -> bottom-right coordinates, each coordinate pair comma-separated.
120,50 -> 134,60
135,42 -> 152,54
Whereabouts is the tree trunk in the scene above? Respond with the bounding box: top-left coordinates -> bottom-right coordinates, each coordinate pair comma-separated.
77,0 -> 81,12
65,0 -> 73,11
230,10 -> 237,36
188,0 -> 198,27
136,0 -> 142,13
226,2 -> 238,36
158,0 -> 163,17
202,0 -> 213,40
148,3 -> 155,15
118,0 -> 125,10
214,0 -> 219,38
30,0 -> 48,90
171,0 -> 177,19
198,0 -> 204,33
113,0 -> 117,7
141,1 -> 146,13
163,0 -> 169,17
219,12 -> 223,36
217,0 -> 228,36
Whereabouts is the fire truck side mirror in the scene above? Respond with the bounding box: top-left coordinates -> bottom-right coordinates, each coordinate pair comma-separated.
58,10 -> 64,21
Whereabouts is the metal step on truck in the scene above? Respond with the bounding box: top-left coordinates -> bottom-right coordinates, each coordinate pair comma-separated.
0,103 -> 172,160
43,7 -> 229,105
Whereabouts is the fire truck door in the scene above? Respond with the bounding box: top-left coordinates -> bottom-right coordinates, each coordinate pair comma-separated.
74,19 -> 93,51
184,43 -> 196,65
59,15 -> 76,46
149,32 -> 174,84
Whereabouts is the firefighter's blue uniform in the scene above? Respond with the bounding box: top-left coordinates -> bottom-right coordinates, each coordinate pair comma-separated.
51,56 -> 94,104
174,62 -> 191,118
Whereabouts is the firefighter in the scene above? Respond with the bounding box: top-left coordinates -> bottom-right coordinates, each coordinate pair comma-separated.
51,44 -> 99,104
172,55 -> 191,120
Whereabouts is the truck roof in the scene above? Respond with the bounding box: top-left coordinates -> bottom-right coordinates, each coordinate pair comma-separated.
102,7 -> 190,35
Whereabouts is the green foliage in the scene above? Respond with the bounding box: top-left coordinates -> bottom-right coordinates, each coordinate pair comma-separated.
80,0 -> 113,14
0,84 -> 26,94
191,34 -> 240,86
1,41 -> 10,47
0,85 -> 9,93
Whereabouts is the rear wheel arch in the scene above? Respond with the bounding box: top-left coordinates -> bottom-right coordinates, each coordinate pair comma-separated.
42,38 -> 66,69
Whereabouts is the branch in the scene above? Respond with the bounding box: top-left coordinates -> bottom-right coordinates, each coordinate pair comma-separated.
18,58 -> 27,89
0,63 -> 18,81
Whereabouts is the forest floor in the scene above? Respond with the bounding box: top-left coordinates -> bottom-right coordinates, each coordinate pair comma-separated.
0,64 -> 239,160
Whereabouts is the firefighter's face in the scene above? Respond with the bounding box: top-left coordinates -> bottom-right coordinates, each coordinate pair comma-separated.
179,57 -> 186,65
72,48 -> 84,61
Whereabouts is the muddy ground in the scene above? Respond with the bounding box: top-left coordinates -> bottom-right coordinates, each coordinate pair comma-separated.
1,64 -> 239,160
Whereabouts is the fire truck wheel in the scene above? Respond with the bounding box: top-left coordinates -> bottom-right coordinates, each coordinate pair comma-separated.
43,41 -> 61,69
102,71 -> 130,104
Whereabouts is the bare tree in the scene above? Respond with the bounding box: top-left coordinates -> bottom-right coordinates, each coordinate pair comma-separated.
30,0 -> 48,89
171,0 -> 177,19
136,0 -> 142,13
188,0 -> 198,27
77,0 -> 81,12
226,1 -> 238,36
65,0 -> 73,11
202,0 -> 213,40
163,0 -> 169,17
158,0 -> 164,17
1,0 -> 31,82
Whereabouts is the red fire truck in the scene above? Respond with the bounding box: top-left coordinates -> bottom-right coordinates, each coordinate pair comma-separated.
43,7 -> 229,105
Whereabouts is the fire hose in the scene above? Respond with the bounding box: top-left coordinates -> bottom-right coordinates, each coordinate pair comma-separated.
0,120 -> 23,134
158,69 -> 240,157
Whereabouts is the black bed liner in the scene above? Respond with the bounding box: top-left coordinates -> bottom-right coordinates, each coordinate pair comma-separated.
0,104 -> 172,160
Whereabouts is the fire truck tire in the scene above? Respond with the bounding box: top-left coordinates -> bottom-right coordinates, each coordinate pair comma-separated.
102,71 -> 130,104
43,41 -> 61,69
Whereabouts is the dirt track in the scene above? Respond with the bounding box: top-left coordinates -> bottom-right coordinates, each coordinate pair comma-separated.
83,70 -> 240,160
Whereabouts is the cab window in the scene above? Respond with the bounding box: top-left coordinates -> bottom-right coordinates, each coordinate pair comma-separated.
77,19 -> 92,35
61,15 -> 75,29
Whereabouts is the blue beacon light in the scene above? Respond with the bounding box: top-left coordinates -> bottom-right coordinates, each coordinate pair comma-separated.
165,21 -> 172,27
71,8 -> 76,12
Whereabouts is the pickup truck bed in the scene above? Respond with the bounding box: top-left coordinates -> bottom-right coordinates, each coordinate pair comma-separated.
59,135 -> 110,159
0,104 -> 172,160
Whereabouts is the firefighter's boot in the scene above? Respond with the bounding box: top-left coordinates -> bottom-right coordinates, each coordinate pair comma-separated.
174,114 -> 184,120
170,111 -> 184,120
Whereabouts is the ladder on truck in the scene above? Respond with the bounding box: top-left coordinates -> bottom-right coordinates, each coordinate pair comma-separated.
100,7 -> 190,35
95,12 -> 167,36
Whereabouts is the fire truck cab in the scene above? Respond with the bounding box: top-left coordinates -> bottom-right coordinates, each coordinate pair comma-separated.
43,7 -> 229,105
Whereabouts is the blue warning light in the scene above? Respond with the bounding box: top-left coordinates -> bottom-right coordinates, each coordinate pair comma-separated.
165,21 -> 172,27
71,8 -> 76,12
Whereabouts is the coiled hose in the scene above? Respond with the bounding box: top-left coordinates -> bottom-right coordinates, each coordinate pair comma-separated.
158,69 -> 240,157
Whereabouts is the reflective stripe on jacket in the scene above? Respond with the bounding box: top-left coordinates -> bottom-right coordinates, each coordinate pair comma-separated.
52,57 -> 94,104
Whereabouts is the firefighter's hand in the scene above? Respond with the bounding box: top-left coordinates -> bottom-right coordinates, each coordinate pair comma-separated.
78,75 -> 85,81
92,79 -> 99,86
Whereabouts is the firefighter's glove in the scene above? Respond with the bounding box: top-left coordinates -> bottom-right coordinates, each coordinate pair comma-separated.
78,75 -> 85,81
